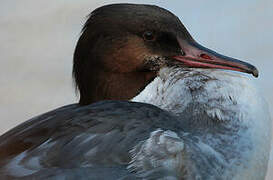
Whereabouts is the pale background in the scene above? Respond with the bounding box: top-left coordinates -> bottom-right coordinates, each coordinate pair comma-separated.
0,0 -> 272,179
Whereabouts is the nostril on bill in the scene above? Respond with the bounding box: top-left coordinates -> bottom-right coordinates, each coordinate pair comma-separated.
200,53 -> 213,60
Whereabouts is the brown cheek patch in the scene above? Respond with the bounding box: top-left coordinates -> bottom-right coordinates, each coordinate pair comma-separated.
105,36 -> 153,72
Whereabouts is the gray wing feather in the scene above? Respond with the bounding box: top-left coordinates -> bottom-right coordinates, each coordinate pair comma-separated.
0,101 -> 181,179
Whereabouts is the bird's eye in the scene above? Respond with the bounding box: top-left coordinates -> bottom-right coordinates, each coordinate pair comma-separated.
143,31 -> 156,41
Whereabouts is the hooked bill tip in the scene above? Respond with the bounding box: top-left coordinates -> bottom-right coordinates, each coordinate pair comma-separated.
252,69 -> 259,78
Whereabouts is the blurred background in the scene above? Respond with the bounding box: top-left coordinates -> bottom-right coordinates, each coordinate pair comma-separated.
0,0 -> 272,178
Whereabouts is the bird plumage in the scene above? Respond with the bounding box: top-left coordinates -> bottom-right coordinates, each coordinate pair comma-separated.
0,68 -> 271,179
0,3 -> 271,180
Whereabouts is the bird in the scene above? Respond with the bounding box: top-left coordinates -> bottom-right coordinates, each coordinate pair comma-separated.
0,3 -> 271,180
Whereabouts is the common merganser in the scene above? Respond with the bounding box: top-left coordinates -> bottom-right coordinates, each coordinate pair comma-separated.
0,3 -> 271,180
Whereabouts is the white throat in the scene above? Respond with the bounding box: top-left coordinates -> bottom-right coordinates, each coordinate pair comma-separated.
133,67 -> 269,121
132,67 -> 272,179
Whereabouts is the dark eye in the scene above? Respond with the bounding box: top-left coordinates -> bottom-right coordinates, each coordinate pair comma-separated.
143,31 -> 156,41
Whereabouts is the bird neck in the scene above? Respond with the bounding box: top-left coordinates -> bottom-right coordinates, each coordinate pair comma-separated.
79,70 -> 156,105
